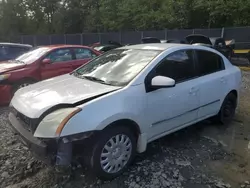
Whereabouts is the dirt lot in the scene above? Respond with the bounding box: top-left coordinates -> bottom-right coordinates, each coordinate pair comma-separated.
1,71 -> 250,188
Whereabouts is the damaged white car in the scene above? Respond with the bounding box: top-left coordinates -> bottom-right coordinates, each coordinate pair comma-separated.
9,43 -> 241,179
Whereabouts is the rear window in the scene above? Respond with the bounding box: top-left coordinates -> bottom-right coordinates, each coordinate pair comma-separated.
196,50 -> 224,76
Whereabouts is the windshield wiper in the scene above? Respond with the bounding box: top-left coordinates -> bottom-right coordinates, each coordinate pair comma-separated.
81,75 -> 113,85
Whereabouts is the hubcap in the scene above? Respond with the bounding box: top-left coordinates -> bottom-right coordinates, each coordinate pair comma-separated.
100,134 -> 132,174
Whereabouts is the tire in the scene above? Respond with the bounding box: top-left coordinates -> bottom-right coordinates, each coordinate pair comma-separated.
84,126 -> 137,180
12,80 -> 35,94
215,93 -> 237,125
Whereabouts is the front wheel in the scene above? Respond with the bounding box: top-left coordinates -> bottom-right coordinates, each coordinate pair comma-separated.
84,126 -> 137,180
12,80 -> 35,94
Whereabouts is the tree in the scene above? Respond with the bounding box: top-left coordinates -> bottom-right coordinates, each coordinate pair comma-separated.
0,0 -> 250,37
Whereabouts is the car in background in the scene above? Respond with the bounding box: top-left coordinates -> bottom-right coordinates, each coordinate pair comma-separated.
165,39 -> 188,44
185,34 -> 233,59
141,37 -> 161,43
0,43 -> 32,62
143,35 -> 234,60
91,41 -> 123,53
8,43 -> 241,179
142,37 -> 185,44
142,37 -> 187,44
0,45 -> 101,105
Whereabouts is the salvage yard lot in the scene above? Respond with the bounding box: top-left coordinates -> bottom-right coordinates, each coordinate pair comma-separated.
1,71 -> 250,188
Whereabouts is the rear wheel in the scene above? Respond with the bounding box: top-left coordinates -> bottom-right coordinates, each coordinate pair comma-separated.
215,93 -> 237,125
84,126 -> 136,180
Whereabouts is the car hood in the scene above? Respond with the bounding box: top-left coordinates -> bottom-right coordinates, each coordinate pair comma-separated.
185,34 -> 212,45
11,74 -> 121,118
0,61 -> 26,74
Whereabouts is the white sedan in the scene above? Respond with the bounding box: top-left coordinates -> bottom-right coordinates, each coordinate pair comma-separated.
9,43 -> 241,179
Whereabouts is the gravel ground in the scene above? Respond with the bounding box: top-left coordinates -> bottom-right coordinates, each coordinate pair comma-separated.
1,71 -> 250,188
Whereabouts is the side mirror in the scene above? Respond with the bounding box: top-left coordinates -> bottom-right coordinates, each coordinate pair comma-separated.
151,76 -> 175,88
42,58 -> 51,65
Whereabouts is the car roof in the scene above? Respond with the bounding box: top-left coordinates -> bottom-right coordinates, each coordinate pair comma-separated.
119,43 -> 191,51
0,42 -> 32,48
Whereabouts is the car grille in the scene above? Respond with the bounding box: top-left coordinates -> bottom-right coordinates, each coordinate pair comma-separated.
10,107 -> 37,133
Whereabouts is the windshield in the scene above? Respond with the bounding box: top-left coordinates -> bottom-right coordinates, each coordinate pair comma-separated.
73,49 -> 161,86
14,47 -> 50,64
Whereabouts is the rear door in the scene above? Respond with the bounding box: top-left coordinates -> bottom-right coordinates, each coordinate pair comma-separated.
40,48 -> 73,80
194,50 -> 228,119
71,48 -> 98,70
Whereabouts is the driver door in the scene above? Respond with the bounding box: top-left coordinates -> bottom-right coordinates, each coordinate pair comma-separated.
40,48 -> 73,80
145,49 -> 200,140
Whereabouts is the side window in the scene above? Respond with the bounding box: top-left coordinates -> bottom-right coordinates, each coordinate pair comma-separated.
196,50 -> 224,76
74,48 -> 96,60
45,49 -> 72,63
154,50 -> 195,82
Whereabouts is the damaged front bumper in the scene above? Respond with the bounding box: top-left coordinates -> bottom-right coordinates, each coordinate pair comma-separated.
9,112 -> 95,166
8,112 -> 57,165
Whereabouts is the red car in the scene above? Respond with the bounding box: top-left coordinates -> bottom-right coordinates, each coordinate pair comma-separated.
0,45 -> 101,105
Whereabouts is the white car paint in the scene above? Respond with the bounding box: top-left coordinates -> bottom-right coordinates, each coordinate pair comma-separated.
10,43 -> 241,153
11,74 -> 121,118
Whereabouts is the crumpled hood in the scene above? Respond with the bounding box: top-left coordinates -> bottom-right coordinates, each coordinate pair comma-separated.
0,61 -> 26,73
11,74 -> 121,118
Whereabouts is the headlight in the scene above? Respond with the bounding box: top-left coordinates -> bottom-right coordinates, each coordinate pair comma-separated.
34,107 -> 82,138
0,74 -> 10,81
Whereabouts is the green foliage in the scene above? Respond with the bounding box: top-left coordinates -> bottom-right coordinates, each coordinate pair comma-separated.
0,0 -> 250,37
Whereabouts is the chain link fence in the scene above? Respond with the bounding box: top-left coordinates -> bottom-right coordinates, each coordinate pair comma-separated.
6,27 -> 250,49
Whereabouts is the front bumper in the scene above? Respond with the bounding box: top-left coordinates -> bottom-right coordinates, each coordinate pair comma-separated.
0,84 -> 12,106
8,112 -> 56,164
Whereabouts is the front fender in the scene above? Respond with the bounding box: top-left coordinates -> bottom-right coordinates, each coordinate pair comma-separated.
96,113 -> 142,130
60,112 -> 144,137
60,84 -> 148,137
